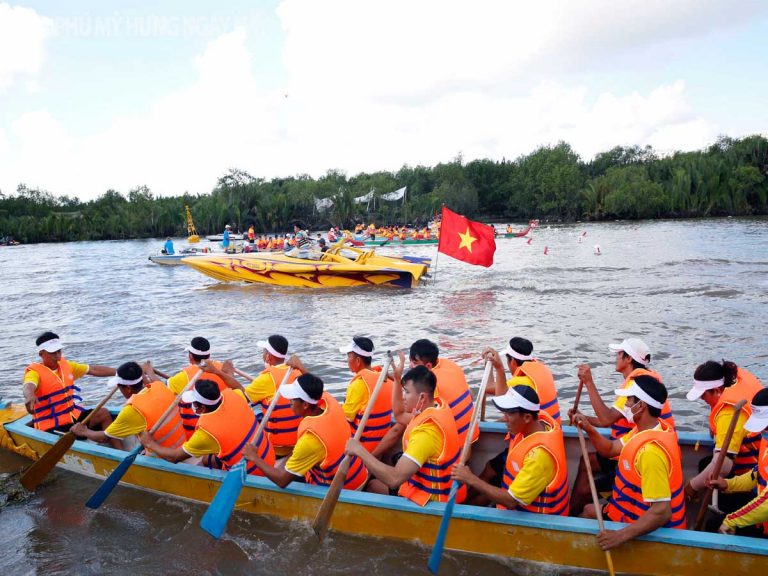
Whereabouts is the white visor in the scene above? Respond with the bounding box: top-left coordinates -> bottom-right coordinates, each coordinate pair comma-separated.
186,344 -> 211,357
492,386 -> 540,412
339,340 -> 373,358
608,338 -> 650,366
503,344 -> 532,362
279,382 -> 319,404
744,403 -> 768,433
181,387 -> 221,406
686,378 -> 725,401
257,340 -> 286,359
615,382 -> 663,410
107,374 -> 143,388
38,338 -> 62,353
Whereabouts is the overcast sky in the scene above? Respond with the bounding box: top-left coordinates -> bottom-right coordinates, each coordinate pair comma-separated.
1,0 -> 767,201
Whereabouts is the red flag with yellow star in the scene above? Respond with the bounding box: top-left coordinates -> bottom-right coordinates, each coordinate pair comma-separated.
437,206 -> 496,267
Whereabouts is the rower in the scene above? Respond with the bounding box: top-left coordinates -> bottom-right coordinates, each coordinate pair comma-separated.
337,337 -> 394,455
346,365 -> 465,505
452,385 -> 569,515
167,337 -> 229,439
568,337 -> 674,515
243,373 -> 368,490
708,388 -> 768,537
23,331 -> 115,435
684,360 -> 764,520
240,335 -> 300,458
140,378 -> 275,475
574,375 -> 686,550
72,361 -> 183,451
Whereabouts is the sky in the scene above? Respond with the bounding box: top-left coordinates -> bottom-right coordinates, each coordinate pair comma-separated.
0,0 -> 767,201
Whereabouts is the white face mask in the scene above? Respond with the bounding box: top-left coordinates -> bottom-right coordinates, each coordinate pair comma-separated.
623,402 -> 641,423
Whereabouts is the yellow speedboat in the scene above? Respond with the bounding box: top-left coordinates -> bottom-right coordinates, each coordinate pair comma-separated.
181,245 -> 430,288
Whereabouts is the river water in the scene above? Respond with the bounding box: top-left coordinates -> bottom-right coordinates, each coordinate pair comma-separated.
0,218 -> 767,575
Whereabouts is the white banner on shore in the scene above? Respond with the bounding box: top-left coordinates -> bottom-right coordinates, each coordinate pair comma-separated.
314,196 -> 334,211
381,186 -> 406,202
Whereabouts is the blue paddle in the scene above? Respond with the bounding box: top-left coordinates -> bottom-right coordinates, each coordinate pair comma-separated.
427,361 -> 492,574
199,366 -> 293,538
85,369 -> 203,509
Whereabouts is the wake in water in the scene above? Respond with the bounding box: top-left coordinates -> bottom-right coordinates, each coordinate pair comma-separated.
0,471 -> 33,508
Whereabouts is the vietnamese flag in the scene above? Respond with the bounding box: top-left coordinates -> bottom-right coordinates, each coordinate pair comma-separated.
437,206 -> 496,267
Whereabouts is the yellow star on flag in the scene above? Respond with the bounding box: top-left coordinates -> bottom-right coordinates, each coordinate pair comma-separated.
458,227 -> 477,252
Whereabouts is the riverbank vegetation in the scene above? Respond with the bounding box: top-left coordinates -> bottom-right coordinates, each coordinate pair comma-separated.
1,135 -> 766,243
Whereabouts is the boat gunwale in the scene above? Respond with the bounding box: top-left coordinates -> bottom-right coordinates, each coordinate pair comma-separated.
5,412 -> 766,558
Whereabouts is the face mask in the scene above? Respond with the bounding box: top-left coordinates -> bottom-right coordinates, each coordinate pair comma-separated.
623,402 -> 641,423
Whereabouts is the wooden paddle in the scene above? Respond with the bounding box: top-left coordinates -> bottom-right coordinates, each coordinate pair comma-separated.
427,361 -> 493,574
575,425 -> 616,576
312,352 -> 395,541
200,366 -> 294,538
694,399 -> 747,531
21,385 -> 120,491
84,369 -> 203,509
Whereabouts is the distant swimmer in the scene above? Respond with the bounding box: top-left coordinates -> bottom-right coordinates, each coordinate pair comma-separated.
594,244 -> 602,255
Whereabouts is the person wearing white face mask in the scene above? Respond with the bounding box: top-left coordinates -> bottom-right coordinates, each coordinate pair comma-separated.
568,337 -> 675,516
708,388 -> 768,537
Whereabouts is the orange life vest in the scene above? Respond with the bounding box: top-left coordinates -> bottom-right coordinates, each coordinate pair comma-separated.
127,381 -> 185,448
611,368 -> 675,439
398,399 -> 466,506
26,359 -> 84,431
178,363 -> 227,439
514,360 -> 561,424
432,358 -> 479,445
708,368 -> 764,475
297,392 -> 368,489
499,411 -> 569,514
196,389 -> 275,475
758,437 -> 768,535
605,420 -> 686,529
254,364 -> 301,449
349,367 -> 393,452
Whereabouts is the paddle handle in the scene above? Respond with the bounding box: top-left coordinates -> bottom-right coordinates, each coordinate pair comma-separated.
147,369 -> 203,436
80,385 -> 120,427
312,352 -> 394,541
573,379 -> 584,413
694,399 -> 747,531
233,367 -> 255,381
576,425 -> 616,576
458,361 -> 493,465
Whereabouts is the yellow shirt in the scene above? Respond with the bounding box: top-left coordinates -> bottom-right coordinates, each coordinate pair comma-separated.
244,371 -> 277,405
403,422 -> 443,467
714,406 -> 749,454
342,376 -> 369,422
508,446 -> 556,506
505,375 -> 535,390
285,431 -> 325,477
104,405 -> 147,439
620,425 -> 672,502
724,468 -> 768,529
612,378 -> 636,413
167,369 -> 192,395
24,361 -> 89,389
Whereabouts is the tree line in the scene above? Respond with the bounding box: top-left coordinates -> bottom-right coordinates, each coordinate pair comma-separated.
1,134 -> 766,244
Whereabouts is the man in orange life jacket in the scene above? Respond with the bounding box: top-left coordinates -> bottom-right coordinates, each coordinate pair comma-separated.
23,331 -> 115,435
243,373 -> 368,490
140,378 -> 275,475
339,336 -> 394,455
568,338 -> 674,515
574,375 -> 686,550
72,361 -> 184,451
452,385 -> 569,514
346,364 -> 466,506
708,388 -> 768,537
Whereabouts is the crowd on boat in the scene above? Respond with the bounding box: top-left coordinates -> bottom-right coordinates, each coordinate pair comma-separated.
20,331 -> 768,550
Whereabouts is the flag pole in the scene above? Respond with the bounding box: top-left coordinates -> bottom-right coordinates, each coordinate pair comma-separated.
432,205 -> 445,284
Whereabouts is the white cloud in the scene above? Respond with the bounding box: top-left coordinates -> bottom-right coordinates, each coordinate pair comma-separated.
1,1 -> 764,199
0,3 -> 54,91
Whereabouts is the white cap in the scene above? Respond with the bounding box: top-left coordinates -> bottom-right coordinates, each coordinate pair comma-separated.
107,374 -> 143,388
503,344 -> 532,362
609,338 -> 651,366
339,339 -> 373,358
186,343 -> 211,357
492,387 -> 540,412
615,382 -> 663,410
744,403 -> 768,433
279,382 -> 319,404
257,339 -> 286,359
181,386 -> 221,406
686,378 -> 725,401
37,338 -> 62,353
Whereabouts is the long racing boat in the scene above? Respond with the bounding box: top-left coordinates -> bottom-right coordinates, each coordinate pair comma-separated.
1,400 -> 765,575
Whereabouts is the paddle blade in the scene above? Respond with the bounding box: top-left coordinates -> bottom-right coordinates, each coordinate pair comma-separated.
85,445 -> 142,509
199,463 -> 247,539
311,459 -> 349,541
20,432 -> 76,491
427,482 -> 459,574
